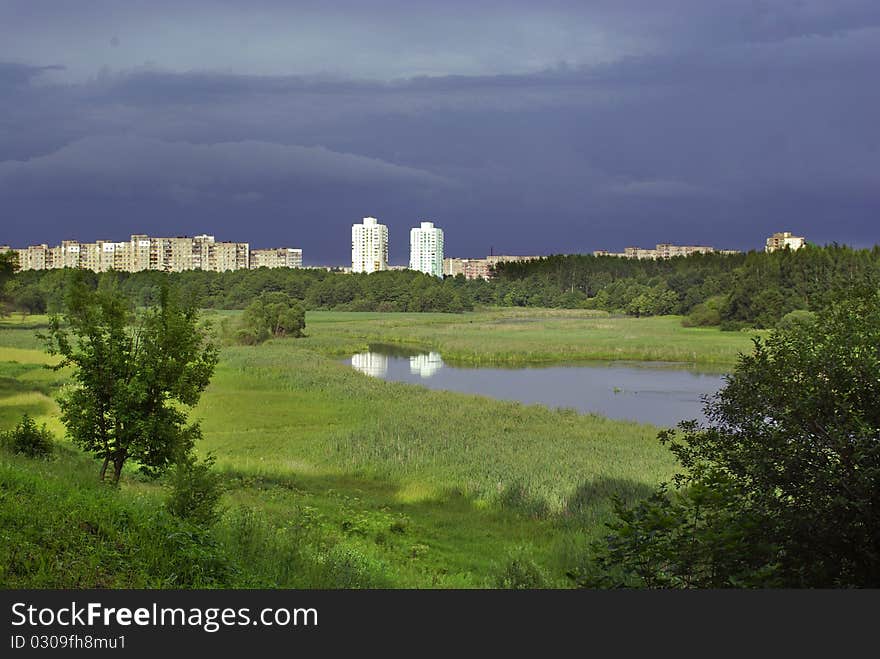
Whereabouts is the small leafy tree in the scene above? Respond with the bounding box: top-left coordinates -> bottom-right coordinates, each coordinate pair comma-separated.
166,452 -> 224,526
240,292 -> 306,343
0,413 -> 54,458
584,287 -> 880,588
42,274 -> 218,483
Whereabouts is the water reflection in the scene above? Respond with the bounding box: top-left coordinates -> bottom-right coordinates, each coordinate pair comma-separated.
409,352 -> 444,378
348,348 -> 727,427
351,352 -> 388,378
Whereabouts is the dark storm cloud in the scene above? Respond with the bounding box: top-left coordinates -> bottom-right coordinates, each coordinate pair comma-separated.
0,62 -> 65,87
1,1 -> 879,260
0,135 -> 452,199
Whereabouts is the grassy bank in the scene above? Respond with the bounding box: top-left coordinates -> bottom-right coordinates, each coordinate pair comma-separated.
0,310 -> 750,587
295,308 -> 760,366
198,343 -> 671,513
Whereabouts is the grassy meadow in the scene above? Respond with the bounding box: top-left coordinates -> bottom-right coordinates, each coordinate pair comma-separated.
0,309 -> 755,588
292,308 -> 760,365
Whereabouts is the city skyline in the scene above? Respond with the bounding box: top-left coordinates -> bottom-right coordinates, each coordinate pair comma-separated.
6,223 -> 810,275
1,2 -> 877,263
3,217 -> 790,267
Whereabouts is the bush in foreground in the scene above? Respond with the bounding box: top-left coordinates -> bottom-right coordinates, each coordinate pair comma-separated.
0,413 -> 54,458
166,453 -> 224,527
584,288 -> 880,588
493,546 -> 548,589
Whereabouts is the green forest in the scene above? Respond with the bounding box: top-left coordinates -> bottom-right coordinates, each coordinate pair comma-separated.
5,244 -> 879,328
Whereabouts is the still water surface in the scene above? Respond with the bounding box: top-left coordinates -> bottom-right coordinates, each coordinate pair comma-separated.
348,346 -> 727,427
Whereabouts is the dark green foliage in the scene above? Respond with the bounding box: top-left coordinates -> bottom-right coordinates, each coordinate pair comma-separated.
719,319 -> 750,332
0,413 -> 54,458
494,546 -> 549,589
8,244 -> 880,323
584,288 -> 880,588
681,295 -> 725,327
40,274 -> 218,483
776,309 -> 817,330
6,267 -> 477,316
241,291 -> 306,343
497,244 -> 880,323
0,249 -> 18,315
497,251 -> 744,315
166,453 -> 224,526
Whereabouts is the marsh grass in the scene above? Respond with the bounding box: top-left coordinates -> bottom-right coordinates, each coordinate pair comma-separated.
0,309 -> 752,587
197,343 -> 676,516
300,309 -> 760,366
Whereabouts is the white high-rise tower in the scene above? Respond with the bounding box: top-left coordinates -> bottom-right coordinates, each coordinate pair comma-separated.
409,221 -> 444,277
351,217 -> 389,273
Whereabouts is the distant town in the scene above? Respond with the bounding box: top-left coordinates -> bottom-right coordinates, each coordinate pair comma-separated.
2,223 -> 806,281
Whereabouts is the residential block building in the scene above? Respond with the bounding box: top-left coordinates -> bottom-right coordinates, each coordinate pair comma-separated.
351,217 -> 389,273
6,233 -> 295,273
250,247 -> 303,269
443,257 -> 491,280
442,254 -> 543,280
409,221 -> 444,277
765,231 -> 806,253
594,243 -> 733,259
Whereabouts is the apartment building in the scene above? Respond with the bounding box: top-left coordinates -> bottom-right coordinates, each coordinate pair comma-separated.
765,231 -> 806,253
655,243 -> 715,259
9,233 -> 252,273
250,247 -> 303,269
443,257 -> 490,280
442,254 -> 543,280
351,217 -> 389,273
624,246 -> 661,260
595,243 -> 733,259
409,221 -> 444,277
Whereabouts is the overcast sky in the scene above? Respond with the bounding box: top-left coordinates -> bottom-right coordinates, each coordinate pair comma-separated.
1,1 -> 878,264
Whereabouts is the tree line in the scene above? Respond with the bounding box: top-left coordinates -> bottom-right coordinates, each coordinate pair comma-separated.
494,244 -> 880,327
3,266 -> 479,315
4,243 -> 880,327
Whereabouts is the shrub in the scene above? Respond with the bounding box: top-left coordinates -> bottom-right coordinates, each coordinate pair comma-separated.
234,328 -> 264,346
313,545 -> 392,589
719,319 -> 750,332
0,414 -> 54,458
493,546 -> 548,589
165,453 -> 224,527
240,292 -> 306,344
776,309 -> 817,331
586,288 -> 880,588
682,295 -> 725,327
151,513 -> 236,587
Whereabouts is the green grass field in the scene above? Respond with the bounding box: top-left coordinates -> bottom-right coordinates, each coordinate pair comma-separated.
296,308 -> 760,366
0,309 -> 754,587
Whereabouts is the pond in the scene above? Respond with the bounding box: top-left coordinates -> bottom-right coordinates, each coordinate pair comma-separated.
348,345 -> 728,427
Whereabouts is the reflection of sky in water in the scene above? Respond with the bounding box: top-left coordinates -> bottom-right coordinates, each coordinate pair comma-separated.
349,351 -> 726,427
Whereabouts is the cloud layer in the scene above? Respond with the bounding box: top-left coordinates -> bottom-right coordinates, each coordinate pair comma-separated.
1,1 -> 879,260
